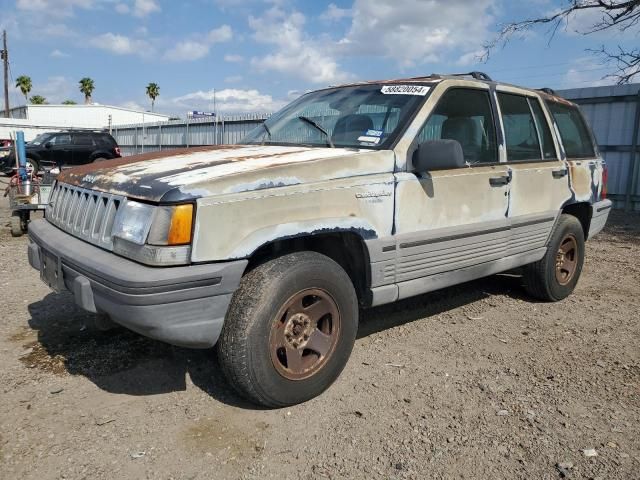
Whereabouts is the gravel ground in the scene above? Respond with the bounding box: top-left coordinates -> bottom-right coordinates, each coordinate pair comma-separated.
1,177 -> 639,480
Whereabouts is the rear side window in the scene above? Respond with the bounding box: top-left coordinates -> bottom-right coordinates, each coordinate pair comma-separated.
497,93 -> 542,161
415,88 -> 497,164
73,134 -> 93,146
95,134 -> 116,146
547,102 -> 595,158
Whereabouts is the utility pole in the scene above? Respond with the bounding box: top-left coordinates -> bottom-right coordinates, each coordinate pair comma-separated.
1,30 -> 9,117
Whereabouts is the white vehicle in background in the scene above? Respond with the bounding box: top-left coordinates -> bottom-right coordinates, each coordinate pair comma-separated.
27,72 -> 611,407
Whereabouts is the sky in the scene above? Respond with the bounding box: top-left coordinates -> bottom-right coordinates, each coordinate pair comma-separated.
0,0 -> 635,117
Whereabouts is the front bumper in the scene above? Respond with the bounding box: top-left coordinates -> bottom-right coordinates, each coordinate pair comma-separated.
28,219 -> 247,348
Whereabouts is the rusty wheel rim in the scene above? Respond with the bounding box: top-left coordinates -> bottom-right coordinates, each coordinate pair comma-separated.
269,288 -> 341,381
555,234 -> 578,286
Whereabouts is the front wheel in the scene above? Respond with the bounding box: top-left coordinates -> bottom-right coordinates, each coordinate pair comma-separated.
218,251 -> 358,408
523,214 -> 585,301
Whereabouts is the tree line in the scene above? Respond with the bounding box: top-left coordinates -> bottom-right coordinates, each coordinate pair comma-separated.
13,76 -> 160,111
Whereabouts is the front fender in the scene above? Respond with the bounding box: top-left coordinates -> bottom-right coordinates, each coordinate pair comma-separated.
191,175 -> 395,261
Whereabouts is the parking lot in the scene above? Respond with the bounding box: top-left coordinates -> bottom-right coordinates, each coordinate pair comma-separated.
0,179 -> 638,480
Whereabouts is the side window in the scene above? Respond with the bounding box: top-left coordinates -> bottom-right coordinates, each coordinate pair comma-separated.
73,134 -> 93,146
50,133 -> 71,145
547,101 -> 595,158
530,99 -> 556,159
415,88 -> 497,164
497,93 -> 541,161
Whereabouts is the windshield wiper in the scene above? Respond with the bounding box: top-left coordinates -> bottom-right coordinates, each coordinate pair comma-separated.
260,122 -> 272,146
298,116 -> 335,148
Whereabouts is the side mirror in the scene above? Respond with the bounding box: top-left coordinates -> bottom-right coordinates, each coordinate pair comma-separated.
414,139 -> 465,171
44,142 -> 52,149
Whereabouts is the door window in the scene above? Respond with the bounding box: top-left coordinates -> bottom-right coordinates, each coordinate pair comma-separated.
497,93 -> 545,161
50,134 -> 71,145
530,99 -> 556,160
547,101 -> 596,158
73,134 -> 94,146
415,88 -> 497,164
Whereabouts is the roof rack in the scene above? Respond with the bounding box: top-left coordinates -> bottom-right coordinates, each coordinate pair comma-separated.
429,71 -> 493,82
537,87 -> 556,95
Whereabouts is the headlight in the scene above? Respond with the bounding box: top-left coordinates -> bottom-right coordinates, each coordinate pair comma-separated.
0,150 -> 10,158
111,200 -> 195,266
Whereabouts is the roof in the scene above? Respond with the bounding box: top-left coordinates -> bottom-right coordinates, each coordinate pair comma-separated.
329,71 -> 576,106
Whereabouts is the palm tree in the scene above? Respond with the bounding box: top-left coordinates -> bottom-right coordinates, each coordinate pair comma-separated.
62,100 -> 77,105
15,75 -> 32,104
29,95 -> 47,105
146,82 -> 160,112
79,77 -> 95,104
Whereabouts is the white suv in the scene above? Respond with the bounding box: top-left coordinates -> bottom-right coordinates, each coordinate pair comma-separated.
28,72 -> 611,407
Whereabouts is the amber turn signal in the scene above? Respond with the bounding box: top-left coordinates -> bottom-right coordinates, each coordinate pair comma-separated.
167,204 -> 194,245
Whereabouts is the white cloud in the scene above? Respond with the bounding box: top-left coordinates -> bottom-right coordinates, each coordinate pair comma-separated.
164,41 -> 210,61
172,88 -> 286,113
208,24 -> 233,43
115,3 -> 129,14
133,0 -> 160,17
249,6 -> 351,84
560,58 -> 611,88
164,25 -> 233,62
90,32 -> 153,57
320,3 -> 352,22
50,49 -> 70,58
337,0 -> 497,68
119,100 -> 146,111
224,54 -> 244,63
25,76 -> 76,104
16,0 -> 94,17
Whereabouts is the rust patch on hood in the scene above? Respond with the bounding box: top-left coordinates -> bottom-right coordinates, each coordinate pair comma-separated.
58,145 -> 240,182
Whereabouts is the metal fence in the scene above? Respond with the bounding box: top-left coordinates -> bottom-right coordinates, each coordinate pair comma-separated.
559,84 -> 640,211
112,113 -> 270,156
111,84 -> 640,211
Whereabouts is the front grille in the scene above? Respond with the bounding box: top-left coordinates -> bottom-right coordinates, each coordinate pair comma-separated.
46,182 -> 124,251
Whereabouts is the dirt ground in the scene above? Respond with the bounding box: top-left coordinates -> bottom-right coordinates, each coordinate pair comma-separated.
0,177 -> 638,480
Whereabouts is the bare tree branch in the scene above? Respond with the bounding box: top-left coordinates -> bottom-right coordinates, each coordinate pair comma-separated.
483,0 -> 640,84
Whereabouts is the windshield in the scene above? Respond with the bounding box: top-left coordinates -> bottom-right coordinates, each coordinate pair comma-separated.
29,133 -> 52,146
240,84 -> 431,149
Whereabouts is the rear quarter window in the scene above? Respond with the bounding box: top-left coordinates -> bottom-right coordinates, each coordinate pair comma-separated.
547,101 -> 595,159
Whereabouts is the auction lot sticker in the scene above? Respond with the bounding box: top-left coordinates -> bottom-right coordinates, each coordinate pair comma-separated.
381,85 -> 430,96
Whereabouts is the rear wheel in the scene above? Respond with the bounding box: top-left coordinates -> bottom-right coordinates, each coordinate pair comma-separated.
218,251 -> 358,407
523,214 -> 585,301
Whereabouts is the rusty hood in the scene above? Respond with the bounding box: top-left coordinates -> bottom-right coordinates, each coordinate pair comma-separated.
57,144 -> 395,203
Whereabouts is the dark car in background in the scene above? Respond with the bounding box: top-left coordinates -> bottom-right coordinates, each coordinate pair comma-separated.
1,130 -> 121,176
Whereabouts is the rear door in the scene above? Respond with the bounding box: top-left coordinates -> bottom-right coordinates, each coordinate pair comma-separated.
391,86 -> 511,299
70,132 -> 96,165
495,90 -> 569,254
43,133 -> 72,167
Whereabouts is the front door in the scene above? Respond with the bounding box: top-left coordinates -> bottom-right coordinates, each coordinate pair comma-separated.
43,133 -> 72,167
392,86 -> 510,299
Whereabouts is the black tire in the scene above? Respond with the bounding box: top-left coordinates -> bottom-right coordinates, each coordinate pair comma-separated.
25,157 -> 39,175
10,213 -> 23,237
218,251 -> 358,408
523,214 -> 585,301
93,157 -> 108,162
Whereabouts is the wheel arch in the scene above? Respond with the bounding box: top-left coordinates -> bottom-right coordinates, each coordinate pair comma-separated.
561,202 -> 592,240
245,230 -> 373,307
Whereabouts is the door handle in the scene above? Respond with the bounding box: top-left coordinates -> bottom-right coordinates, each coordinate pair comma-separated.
552,168 -> 568,179
489,175 -> 510,187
